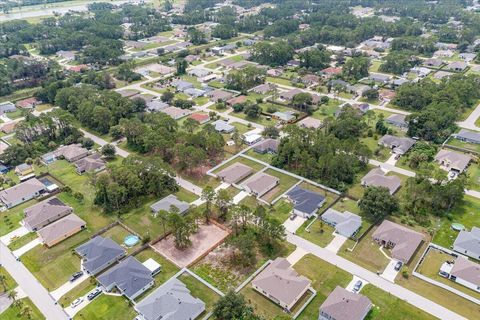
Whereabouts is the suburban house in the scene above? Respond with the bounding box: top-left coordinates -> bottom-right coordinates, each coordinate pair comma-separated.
243,133 -> 262,145
286,186 -> 326,219
298,117 -> 323,129
207,89 -> 234,102
0,101 -> 16,115
321,208 -> 362,238
253,139 -> 279,154
242,172 -> 279,197
0,178 -> 46,208
98,256 -> 154,301
350,84 -> 371,97
1,122 -> 17,134
212,120 -> 235,133
184,88 -> 206,98
319,286 -> 372,320
453,227 -> 480,260
150,194 -> 190,216
434,49 -> 454,58
15,163 -> 34,178
280,88 -> 303,101
369,73 -> 391,83
385,114 -> 408,129
161,106 -> 191,120
135,278 -> 206,320
361,168 -> 401,195
379,89 -> 396,102
445,61 -> 468,72
75,236 -> 126,275
320,67 -> 342,78
378,135 -> 416,155
54,144 -> 89,162
267,69 -> 283,77
434,71 -> 452,80
423,58 -> 443,67
75,153 -> 106,174
146,100 -> 169,113
434,149 -> 472,174
171,80 -> 194,92
226,95 -> 247,107
37,214 -> 86,247
455,129 -> 480,144
251,83 -> 277,95
217,163 -> 253,184
252,258 -> 312,311
23,197 -> 73,231
16,97 -> 41,109
372,220 -> 424,263
301,74 -> 321,87
272,111 -> 296,123
188,68 -> 211,78
459,52 -> 477,62
440,257 -> 480,293
188,113 -> 210,124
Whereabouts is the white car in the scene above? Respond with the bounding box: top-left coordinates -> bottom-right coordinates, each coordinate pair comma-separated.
71,298 -> 83,308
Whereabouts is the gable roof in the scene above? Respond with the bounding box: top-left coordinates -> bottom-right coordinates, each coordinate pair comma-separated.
37,214 -> 85,245
98,256 -> 153,300
74,153 -> 106,173
453,227 -> 480,257
435,149 -> 472,172
243,172 -> 279,196
0,178 -> 45,206
320,286 -> 372,320
379,135 -> 416,154
135,278 -> 205,320
321,208 -> 362,238
253,139 -> 279,153
372,220 -> 424,263
361,168 -> 401,194
252,258 -> 311,308
24,197 -> 72,230
217,163 -> 253,184
75,236 -> 126,275
287,186 -> 325,216
450,257 -> 480,287
150,195 -> 190,214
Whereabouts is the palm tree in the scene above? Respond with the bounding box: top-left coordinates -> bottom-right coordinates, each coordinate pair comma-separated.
21,305 -> 32,319
8,289 -> 17,306
0,274 -> 7,293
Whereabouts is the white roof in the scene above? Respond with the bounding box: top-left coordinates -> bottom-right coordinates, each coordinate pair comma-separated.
142,258 -> 161,273
244,133 -> 262,143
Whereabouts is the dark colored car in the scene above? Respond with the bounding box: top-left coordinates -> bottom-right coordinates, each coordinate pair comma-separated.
70,271 -> 84,282
353,280 -> 362,292
394,261 -> 403,271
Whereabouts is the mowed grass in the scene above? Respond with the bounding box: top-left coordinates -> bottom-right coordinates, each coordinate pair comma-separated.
1,298 -> 44,320
0,199 -> 36,236
361,285 -> 437,320
213,156 -> 266,175
73,295 -> 136,320
296,219 -> 336,247
59,279 -> 96,307
260,169 -> 300,203
295,254 -> 352,319
0,266 -> 17,292
8,232 -> 38,251
178,273 -> 222,314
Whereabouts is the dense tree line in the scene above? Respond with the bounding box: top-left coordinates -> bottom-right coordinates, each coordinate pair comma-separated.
225,66 -> 265,93
379,51 -> 420,75
250,41 -> 294,67
0,58 -> 55,96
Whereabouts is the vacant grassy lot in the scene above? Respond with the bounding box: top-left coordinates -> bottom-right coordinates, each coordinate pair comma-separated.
244,148 -> 274,164
295,254 -> 352,319
74,295 -> 136,320
1,298 -> 44,320
178,272 -> 221,313
296,219 -> 336,247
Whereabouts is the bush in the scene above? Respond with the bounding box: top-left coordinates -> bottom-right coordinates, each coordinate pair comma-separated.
63,186 -> 72,194
73,192 -> 84,203
266,105 -> 278,114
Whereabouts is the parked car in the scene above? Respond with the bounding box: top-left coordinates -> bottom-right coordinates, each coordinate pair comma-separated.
87,288 -> 102,301
71,298 -> 83,308
70,271 -> 84,282
394,261 -> 403,271
353,280 -> 362,292
289,213 -> 296,220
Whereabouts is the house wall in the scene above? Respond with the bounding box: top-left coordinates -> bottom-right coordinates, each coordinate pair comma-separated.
43,224 -> 85,247
452,277 -> 480,293
294,208 -> 314,219
453,245 -> 480,260
4,190 -> 43,209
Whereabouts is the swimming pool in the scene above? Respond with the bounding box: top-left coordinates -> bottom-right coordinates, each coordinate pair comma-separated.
124,235 -> 140,247
451,223 -> 465,231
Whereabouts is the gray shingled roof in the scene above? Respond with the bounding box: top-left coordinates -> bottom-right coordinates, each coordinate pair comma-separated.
24,197 -> 72,231
97,256 -> 153,300
287,186 -> 326,216
361,168 -> 401,195
379,135 -> 416,154
320,286 -> 372,320
150,195 -> 190,215
435,149 -> 472,173
321,208 -> 362,238
75,236 -> 126,275
253,139 -> 279,154
453,227 -> 480,258
135,278 -> 205,320
455,129 -> 480,144
0,178 -> 46,206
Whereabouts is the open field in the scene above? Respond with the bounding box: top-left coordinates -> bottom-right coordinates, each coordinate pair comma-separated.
73,295 -> 136,320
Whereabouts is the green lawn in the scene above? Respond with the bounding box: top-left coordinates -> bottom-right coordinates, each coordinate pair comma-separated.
102,225 -> 140,254
59,279 -> 96,307
175,187 -> 199,203
74,295 -> 136,320
0,200 -> 36,236
6,109 -> 24,120
1,298 -> 44,320
8,232 -> 38,251
467,164 -> 480,191
331,198 -> 361,214
296,219 -> 336,247
244,148 -> 274,164
447,137 -> 480,154
213,156 -> 266,175
230,110 -> 278,127
361,285 -> 436,320
266,76 -> 292,86
295,254 -> 352,320
311,100 -> 341,120
121,196 -> 168,238
260,169 -> 300,203
0,266 -> 17,293
178,273 -> 222,313
193,96 -> 209,106
271,199 -> 294,224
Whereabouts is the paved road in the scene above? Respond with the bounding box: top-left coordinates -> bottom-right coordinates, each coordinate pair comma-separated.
369,159 -> 416,177
286,233 -> 467,320
0,242 -> 68,320
457,102 -> 480,131
80,129 -> 130,158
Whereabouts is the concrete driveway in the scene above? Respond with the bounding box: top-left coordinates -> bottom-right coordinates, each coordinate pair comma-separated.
12,238 -> 41,258
233,190 -> 249,204
381,259 -> 401,282
325,234 -> 348,254
64,288 -> 103,318
51,273 -> 90,300
345,275 -> 369,293
0,226 -> 29,245
282,215 -> 306,233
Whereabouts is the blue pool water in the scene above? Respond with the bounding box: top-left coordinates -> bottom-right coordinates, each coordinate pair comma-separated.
124,235 -> 140,247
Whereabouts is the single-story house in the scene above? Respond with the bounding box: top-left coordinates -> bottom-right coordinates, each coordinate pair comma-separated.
74,153 -> 106,174
184,88 -> 206,98
212,120 -> 235,133
320,67 -> 342,78
286,186 -> 326,219
378,135 -> 416,155
0,178 -> 46,208
297,117 -> 323,129
217,163 -> 253,184
188,68 -> 211,78
411,66 -> 432,78
434,50 -> 454,58
369,73 -> 391,83
161,106 -> 190,120
229,60 -> 255,70
434,149 -> 472,174
454,129 -> 480,144
266,69 -> 283,77
54,144 -> 89,162
434,71 -> 453,80
445,61 -> 468,72
56,50 -> 76,61
171,80 -> 194,92
188,113 -> 210,124
24,197 -> 73,232
361,168 -> 401,195
243,133 -> 262,145
135,278 -> 206,320
0,101 -> 16,115
372,220 -> 424,263
75,236 -> 126,275
251,83 -> 277,94
150,194 -> 190,216
301,74 -> 321,86
391,78 -> 409,87
16,97 -> 41,109
440,257 -> 480,293
279,89 -> 303,101
146,100 -> 169,113
350,84 -> 371,97
379,89 -> 396,102
226,95 -> 247,107
15,163 -> 34,177
272,111 -> 296,123
423,58 -> 443,67
242,172 -> 279,197
252,258 -> 311,311
207,89 -> 234,102
287,60 -> 301,67
385,114 -> 408,129
98,256 -> 154,301
459,52 -> 476,62
253,139 -> 279,154
217,58 -> 235,68
319,286 -> 372,320
37,214 -> 86,247
185,54 -> 200,62
322,208 -> 362,238
1,122 -> 17,134
453,227 -> 480,260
